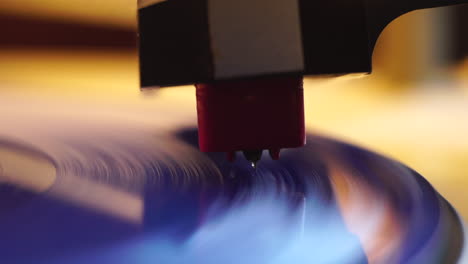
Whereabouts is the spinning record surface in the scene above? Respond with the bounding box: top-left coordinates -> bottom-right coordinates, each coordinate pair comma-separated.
0,93 -> 464,264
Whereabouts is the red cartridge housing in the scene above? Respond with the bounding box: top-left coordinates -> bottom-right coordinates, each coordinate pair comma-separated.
195,77 -> 306,160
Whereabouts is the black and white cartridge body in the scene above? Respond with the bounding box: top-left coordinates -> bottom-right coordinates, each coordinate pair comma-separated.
137,0 -> 371,87
138,0 -> 467,88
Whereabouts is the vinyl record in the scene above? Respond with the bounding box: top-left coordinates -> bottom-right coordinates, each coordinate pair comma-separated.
0,94 -> 464,264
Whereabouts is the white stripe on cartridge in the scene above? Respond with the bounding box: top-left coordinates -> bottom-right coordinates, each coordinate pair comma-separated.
208,0 -> 305,79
